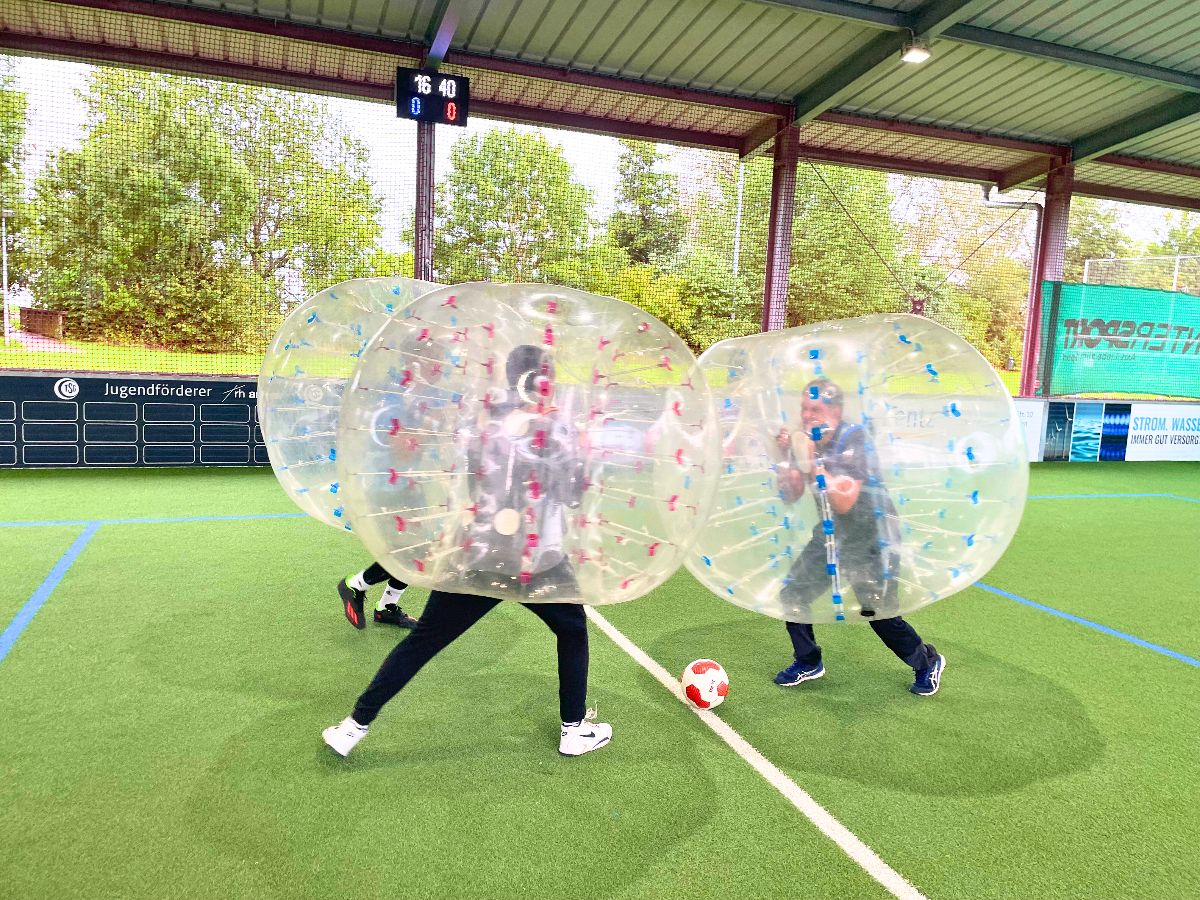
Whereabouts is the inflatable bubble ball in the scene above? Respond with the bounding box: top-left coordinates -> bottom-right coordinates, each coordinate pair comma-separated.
688,313 -> 1028,624
258,276 -> 442,530
337,282 -> 720,604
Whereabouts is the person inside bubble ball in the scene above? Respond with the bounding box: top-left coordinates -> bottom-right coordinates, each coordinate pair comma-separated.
335,329 -> 454,632
773,377 -> 946,696
322,344 -> 611,758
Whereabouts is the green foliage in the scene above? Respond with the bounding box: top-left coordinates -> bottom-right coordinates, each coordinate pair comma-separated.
896,180 -> 1042,370
27,70 -> 386,351
691,155 -> 906,329
1150,210 -> 1200,256
1064,197 -> 1135,283
434,128 -> 591,283
608,140 -> 685,266
0,59 -> 29,290
931,256 -> 1029,369
544,234 -> 630,297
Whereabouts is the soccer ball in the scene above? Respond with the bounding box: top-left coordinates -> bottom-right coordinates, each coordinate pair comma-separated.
681,659 -> 729,710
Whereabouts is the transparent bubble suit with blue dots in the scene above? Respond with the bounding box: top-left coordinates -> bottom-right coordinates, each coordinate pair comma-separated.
258,277 -> 442,530
687,313 -> 1028,624
336,283 -> 720,604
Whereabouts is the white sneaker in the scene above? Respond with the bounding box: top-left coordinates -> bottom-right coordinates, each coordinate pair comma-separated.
559,716 -> 612,757
322,716 -> 368,757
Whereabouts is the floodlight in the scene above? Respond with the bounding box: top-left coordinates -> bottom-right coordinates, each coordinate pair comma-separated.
901,40 -> 931,64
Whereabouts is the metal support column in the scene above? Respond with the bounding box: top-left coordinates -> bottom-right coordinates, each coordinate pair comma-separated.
762,120 -> 799,332
414,120 -> 435,282
1020,163 -> 1073,396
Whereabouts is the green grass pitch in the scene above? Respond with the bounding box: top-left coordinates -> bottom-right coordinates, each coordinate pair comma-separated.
0,462 -> 1197,899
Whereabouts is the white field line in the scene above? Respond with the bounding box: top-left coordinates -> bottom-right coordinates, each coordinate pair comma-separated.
584,606 -> 927,900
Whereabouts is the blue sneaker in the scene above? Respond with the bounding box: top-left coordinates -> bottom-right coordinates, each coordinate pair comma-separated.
774,659 -> 825,686
911,651 -> 946,696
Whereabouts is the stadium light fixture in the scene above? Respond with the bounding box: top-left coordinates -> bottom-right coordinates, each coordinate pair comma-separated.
901,38 -> 931,64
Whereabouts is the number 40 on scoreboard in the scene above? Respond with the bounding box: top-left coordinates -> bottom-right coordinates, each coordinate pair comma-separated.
395,68 -> 470,126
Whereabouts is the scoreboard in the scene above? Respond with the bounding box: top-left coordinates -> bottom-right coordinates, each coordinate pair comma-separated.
0,373 -> 268,468
395,68 -> 470,126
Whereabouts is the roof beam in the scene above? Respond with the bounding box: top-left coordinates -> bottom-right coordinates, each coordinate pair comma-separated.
1071,182 -> 1200,213
424,0 -> 460,70
789,0 -> 994,125
0,32 -> 745,152
51,0 -> 789,117
474,101 -> 743,152
817,110 -> 1063,156
795,146 -> 997,184
59,0 -> 426,58
1072,94 -> 1200,163
753,0 -> 904,28
996,154 -> 1058,192
1095,155 -> 1200,181
0,32 -> 399,102
944,25 -> 1200,94
748,2 -> 1200,95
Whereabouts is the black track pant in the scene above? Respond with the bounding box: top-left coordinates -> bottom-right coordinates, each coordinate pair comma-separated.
351,591 -> 588,726
362,562 -> 407,592
781,538 -> 933,670
786,618 -> 932,670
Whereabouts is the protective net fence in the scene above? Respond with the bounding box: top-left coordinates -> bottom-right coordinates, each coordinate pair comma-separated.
0,52 -> 1162,400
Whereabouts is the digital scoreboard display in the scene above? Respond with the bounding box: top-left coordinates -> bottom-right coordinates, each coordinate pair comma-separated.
395,68 -> 470,126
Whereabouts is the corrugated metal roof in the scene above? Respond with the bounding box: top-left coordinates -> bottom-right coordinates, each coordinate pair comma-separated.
1116,121 -> 1200,165
446,0 -> 881,102
5,0 -> 1200,209
839,39 -> 1180,144
965,0 -> 1200,76
797,115 -> 1035,176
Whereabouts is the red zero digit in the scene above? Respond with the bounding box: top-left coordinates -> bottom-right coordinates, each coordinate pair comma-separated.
446,102 -> 457,121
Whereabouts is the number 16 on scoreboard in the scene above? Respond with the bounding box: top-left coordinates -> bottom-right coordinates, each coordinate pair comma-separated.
395,68 -> 470,127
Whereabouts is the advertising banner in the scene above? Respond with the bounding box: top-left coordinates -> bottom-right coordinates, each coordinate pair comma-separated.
1125,402 -> 1200,461
1038,282 -> 1200,399
0,373 -> 268,468
1013,398 -> 1046,462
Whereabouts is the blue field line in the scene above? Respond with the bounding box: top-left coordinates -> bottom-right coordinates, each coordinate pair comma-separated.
0,522 -> 101,666
977,582 -> 1200,668
1167,494 -> 1200,504
0,512 -> 306,528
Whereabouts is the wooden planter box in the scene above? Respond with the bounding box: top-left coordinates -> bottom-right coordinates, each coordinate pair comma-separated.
21,308 -> 66,340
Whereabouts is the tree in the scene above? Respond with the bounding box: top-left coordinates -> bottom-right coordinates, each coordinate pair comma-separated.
1064,197 -> 1135,283
0,59 -> 28,302
433,128 -> 591,283
608,139 -> 685,266
691,155 -> 907,327
28,69 -> 387,350
543,234 -> 630,298
1150,211 -> 1200,256
893,178 -> 1043,369
1145,211 -> 1200,293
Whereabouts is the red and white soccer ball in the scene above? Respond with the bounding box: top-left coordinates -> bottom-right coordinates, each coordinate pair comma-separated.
681,659 -> 729,710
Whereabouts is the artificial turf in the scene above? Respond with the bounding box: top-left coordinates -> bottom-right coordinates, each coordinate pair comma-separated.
0,461 -> 1197,898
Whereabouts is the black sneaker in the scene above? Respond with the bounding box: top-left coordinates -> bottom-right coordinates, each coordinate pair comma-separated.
374,604 -> 419,628
338,578 -> 367,630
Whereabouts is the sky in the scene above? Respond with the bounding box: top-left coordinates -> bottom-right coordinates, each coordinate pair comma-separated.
11,54 -> 1174,258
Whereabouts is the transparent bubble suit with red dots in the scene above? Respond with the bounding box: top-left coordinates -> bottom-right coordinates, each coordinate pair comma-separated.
337,283 -> 720,604
258,277 -> 442,530
688,313 -> 1028,624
